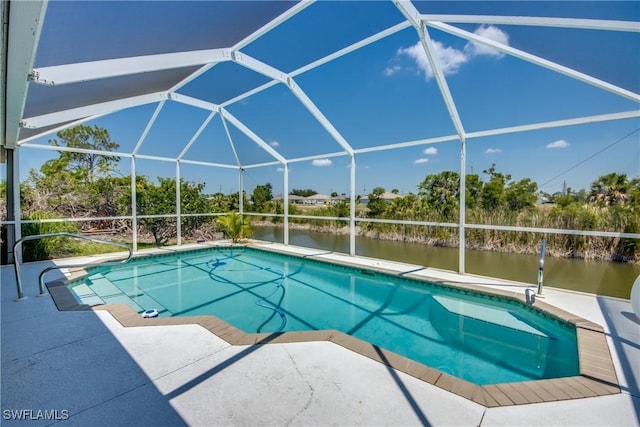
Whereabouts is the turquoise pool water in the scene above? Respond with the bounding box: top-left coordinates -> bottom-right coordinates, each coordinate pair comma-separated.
68,247 -> 579,385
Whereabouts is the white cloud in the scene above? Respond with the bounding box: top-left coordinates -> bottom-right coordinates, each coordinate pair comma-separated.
269,140 -> 280,147
485,148 -> 502,154
414,158 -> 429,164
276,167 -> 284,172
423,147 -> 438,155
547,139 -> 569,149
383,65 -> 401,77
312,159 -> 332,167
464,25 -> 509,58
396,25 -> 509,80
399,40 -> 467,80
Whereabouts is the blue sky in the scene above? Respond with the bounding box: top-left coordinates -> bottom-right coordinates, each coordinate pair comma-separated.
14,1 -> 640,197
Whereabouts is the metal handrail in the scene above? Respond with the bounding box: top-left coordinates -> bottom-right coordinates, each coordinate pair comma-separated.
536,239 -> 547,297
13,233 -> 132,300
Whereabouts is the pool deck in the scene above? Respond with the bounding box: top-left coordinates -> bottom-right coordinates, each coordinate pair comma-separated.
2,240 -> 639,426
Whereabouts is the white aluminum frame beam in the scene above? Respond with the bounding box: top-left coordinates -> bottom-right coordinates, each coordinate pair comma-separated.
19,141 -> 239,169
171,1 -> 312,94
177,110 -> 218,160
420,31 -> 466,138
466,110 -> 640,140
132,100 -> 166,155
20,215 -> 133,224
170,93 -> 219,112
242,161 -> 281,170
20,141 -> 133,158
465,223 -> 640,240
233,1 -> 315,50
288,214 -> 347,222
220,81 -> 279,108
395,2 -> 467,139
0,0 -> 8,149
221,110 -> 640,169
176,161 -> 182,245
220,113 -> 242,167
18,114 -> 109,144
4,0 -> 47,148
20,92 -> 168,129
350,155 -> 356,255
354,134 -> 460,154
230,52 -> 355,156
131,157 -> 138,251
9,149 -> 22,258
220,108 -> 286,164
243,212 -> 281,218
231,51 -> 287,83
421,15 -> 640,32
30,49 -> 230,86
135,154 -> 180,163
291,21 -> 412,77
287,77 -> 354,156
239,168 -> 244,216
396,0 -> 469,273
430,21 -> 640,103
180,159 -> 239,169
170,63 -> 218,94
283,163 -> 289,245
346,110 -> 640,156
287,151 -> 349,164
355,217 -> 458,228
220,20 -> 413,109
459,138 -> 467,273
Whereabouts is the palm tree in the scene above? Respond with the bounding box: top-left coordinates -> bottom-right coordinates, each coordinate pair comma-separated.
418,171 -> 460,217
209,192 -> 229,213
589,173 -> 629,206
216,211 -> 252,243
628,177 -> 640,207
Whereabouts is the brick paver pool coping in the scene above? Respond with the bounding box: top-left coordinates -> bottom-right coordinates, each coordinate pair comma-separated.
46,245 -> 620,407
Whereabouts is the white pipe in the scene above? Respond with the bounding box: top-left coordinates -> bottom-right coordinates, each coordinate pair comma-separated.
459,139 -> 466,274
350,155 -> 356,256
284,163 -> 289,245
131,157 -> 138,252
176,161 -> 182,246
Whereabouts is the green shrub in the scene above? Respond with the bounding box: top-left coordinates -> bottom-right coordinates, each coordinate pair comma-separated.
217,212 -> 252,243
20,212 -> 80,261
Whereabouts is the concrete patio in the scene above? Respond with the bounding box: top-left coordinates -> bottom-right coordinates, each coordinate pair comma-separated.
2,242 -> 639,426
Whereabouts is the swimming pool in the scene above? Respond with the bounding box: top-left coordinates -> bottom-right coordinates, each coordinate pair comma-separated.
67,246 -> 579,386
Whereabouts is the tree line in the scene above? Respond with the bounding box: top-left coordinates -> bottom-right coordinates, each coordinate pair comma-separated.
1,125 -> 638,263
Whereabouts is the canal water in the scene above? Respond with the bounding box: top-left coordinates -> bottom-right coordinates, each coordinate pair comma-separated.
252,226 -> 639,299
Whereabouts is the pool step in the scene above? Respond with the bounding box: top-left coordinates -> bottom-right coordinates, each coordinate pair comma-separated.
70,283 -> 104,306
87,273 -> 143,312
88,274 -> 123,297
430,295 -> 550,377
84,273 -> 169,316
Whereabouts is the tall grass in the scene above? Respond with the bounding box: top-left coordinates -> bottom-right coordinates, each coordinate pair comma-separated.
259,202 -> 639,262
20,213 -> 80,261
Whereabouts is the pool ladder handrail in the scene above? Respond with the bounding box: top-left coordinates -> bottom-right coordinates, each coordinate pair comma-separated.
13,232 -> 133,300
536,238 -> 546,298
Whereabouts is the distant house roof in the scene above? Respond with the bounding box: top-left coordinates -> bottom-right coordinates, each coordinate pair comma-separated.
381,192 -> 401,200
273,195 -> 304,201
306,194 -> 331,200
